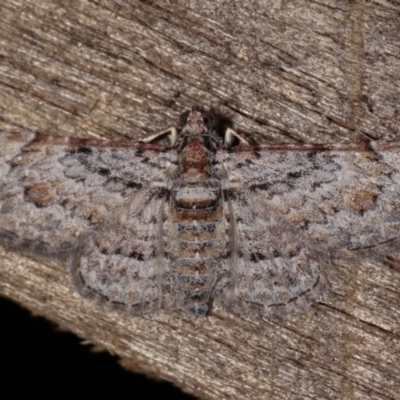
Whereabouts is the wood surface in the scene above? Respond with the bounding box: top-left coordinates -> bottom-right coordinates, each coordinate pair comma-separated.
1,1 -> 400,399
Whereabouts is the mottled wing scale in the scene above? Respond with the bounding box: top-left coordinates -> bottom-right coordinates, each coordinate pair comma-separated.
216,191 -> 328,316
2,109 -> 400,318
0,131 -> 178,313
71,188 -> 171,313
215,141 -> 400,316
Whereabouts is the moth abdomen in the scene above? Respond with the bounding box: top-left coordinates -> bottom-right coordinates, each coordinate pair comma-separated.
171,131 -> 224,316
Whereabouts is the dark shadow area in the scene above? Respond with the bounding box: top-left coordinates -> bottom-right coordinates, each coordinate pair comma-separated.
0,296 -> 196,399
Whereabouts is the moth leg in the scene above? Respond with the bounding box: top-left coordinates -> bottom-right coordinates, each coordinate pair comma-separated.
140,127 -> 178,146
224,127 -> 249,147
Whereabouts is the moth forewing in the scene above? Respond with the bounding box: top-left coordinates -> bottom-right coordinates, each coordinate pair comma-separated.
1,108 -> 400,317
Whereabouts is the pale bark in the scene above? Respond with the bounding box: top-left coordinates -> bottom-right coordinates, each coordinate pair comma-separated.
1,1 -> 400,399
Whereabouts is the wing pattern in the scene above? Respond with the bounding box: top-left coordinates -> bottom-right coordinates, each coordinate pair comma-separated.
2,118 -> 400,318
0,132 -> 178,313
214,142 -> 400,316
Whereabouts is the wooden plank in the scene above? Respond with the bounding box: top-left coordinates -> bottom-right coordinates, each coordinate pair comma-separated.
1,1 -> 400,399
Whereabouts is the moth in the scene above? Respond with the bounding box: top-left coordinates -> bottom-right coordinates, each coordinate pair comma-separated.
1,107 -> 400,317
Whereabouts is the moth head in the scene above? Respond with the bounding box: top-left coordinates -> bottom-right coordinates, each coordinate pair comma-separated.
178,107 -> 249,148
180,106 -> 216,136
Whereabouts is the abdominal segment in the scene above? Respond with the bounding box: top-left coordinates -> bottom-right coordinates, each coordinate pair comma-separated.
171,182 -> 223,316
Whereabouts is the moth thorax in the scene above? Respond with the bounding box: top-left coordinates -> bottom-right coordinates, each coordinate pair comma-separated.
179,137 -> 211,175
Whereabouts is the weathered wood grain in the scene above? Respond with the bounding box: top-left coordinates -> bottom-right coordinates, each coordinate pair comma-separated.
1,1 -> 400,399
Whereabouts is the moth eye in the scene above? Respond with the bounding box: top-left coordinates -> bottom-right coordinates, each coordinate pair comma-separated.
203,115 -> 214,128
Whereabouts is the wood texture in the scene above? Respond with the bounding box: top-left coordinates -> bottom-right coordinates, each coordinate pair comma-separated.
1,1 -> 400,399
